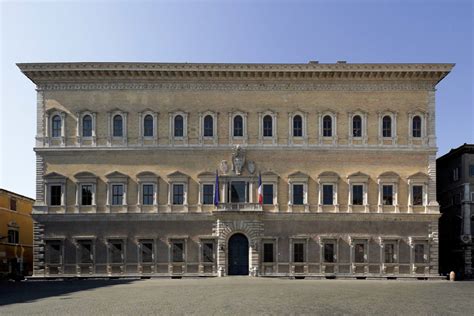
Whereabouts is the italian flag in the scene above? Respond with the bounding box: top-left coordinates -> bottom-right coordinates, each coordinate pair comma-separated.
258,172 -> 263,204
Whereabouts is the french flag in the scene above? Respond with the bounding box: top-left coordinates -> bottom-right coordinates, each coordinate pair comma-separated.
258,172 -> 263,205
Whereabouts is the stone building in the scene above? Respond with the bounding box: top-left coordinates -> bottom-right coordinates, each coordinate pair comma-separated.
437,144 -> 474,279
18,61 -> 453,279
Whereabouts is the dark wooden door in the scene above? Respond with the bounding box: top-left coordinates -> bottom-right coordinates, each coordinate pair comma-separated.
228,233 -> 249,275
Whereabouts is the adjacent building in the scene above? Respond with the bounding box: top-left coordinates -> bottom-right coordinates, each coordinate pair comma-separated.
0,189 -> 34,278
437,144 -> 474,279
18,61 -> 453,279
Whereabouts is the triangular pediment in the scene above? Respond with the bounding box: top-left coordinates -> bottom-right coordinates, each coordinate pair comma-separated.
197,171 -> 216,178
167,171 -> 189,179
105,171 -> 128,179
288,171 -> 309,179
44,172 -> 66,179
261,171 -> 279,177
136,171 -> 158,178
347,171 -> 369,178
74,171 -> 97,179
318,171 -> 339,178
378,171 -> 400,179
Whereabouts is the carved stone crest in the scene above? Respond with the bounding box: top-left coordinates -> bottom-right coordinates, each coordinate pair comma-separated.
247,160 -> 256,174
232,145 -> 246,175
219,160 -> 229,175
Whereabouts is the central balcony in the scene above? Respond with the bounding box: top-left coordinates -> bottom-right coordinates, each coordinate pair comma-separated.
215,203 -> 262,212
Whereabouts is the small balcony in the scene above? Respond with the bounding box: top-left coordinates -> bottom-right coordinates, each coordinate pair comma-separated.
215,203 -> 262,212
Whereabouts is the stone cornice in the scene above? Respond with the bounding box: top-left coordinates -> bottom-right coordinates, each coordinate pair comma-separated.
17,62 -> 454,87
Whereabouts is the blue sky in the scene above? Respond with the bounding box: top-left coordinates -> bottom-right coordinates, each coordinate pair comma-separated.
1,0 -> 472,198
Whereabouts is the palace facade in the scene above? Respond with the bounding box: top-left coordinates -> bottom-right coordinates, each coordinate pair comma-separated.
19,62 -> 453,279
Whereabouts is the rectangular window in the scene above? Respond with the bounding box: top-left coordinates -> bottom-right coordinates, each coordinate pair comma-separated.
81,184 -> 93,206
46,240 -> 62,264
322,184 -> 334,205
413,185 -> 423,206
172,241 -> 184,262
230,181 -> 246,203
382,185 -> 393,205
112,184 -> 124,205
78,240 -> 93,264
293,242 -> 305,263
173,184 -> 184,205
452,168 -> 459,181
293,184 -> 304,205
324,243 -> 335,263
354,243 -> 365,263
263,243 -> 274,263
384,244 -> 395,264
470,165 -> 474,177
352,185 -> 363,205
8,230 -> 19,244
202,242 -> 214,263
414,244 -> 425,263
10,198 -> 17,211
202,184 -> 214,205
140,240 -> 154,263
109,241 -> 124,264
50,185 -> 62,206
142,184 -> 154,205
263,184 -> 274,205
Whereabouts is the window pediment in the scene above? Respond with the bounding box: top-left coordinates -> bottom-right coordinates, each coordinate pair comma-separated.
347,171 -> 369,182
318,171 -> 339,183
378,171 -> 400,183
197,171 -> 216,182
408,172 -> 429,181
261,171 -> 279,182
74,171 -> 97,183
136,171 -> 159,183
105,171 -> 128,182
168,171 -> 189,182
44,172 -> 67,184
288,171 -> 309,182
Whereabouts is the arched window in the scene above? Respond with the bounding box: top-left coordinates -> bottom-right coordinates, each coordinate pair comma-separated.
263,115 -> 273,137
52,115 -> 61,137
323,115 -> 332,137
174,115 -> 184,137
82,115 -> 92,137
143,115 -> 154,137
293,115 -> 302,137
382,116 -> 392,138
113,115 -> 123,137
412,116 -> 422,138
233,115 -> 243,137
203,115 -> 213,137
352,115 -> 362,137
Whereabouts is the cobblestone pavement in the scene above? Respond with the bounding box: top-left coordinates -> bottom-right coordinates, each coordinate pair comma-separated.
0,277 -> 473,315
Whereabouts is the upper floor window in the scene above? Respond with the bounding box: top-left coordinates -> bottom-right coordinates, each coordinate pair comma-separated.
323,115 -> 332,137
293,115 -> 303,137
142,184 -> 154,205
143,115 -> 154,137
50,185 -> 62,206
174,115 -> 184,137
292,184 -> 304,205
412,116 -> 422,138
382,185 -> 393,205
81,184 -> 93,206
8,229 -> 19,244
233,115 -> 243,137
452,167 -> 459,182
52,115 -> 62,138
352,184 -> 364,205
382,116 -> 392,138
412,185 -> 424,206
263,184 -> 274,205
173,184 -> 184,205
112,184 -> 124,205
352,115 -> 362,137
263,115 -> 273,137
10,198 -> 17,211
470,165 -> 474,177
82,115 -> 93,137
322,184 -> 334,205
203,115 -> 214,137
202,184 -> 214,205
113,115 -> 123,137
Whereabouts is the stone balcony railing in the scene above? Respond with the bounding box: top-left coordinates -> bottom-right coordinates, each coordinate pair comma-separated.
215,203 -> 263,212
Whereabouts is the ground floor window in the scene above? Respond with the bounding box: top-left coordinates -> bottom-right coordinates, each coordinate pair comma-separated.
78,240 -> 93,264
354,243 -> 365,263
324,242 -> 335,263
384,243 -> 396,263
172,240 -> 185,262
139,240 -> 154,263
293,242 -> 305,262
109,240 -> 124,264
201,241 -> 214,263
263,243 -> 274,263
45,240 -> 62,264
414,244 -> 426,263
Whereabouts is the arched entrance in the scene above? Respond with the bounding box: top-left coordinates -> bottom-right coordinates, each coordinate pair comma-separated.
227,233 -> 249,275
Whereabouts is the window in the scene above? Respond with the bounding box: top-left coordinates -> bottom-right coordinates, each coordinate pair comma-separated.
46,241 -> 62,264
81,184 -> 93,206
412,185 -> 423,206
109,241 -> 124,263
172,241 -> 184,262
354,243 -> 365,263
10,198 -> 17,211
382,116 -> 392,138
142,184 -> 154,205
352,115 -> 362,137
263,243 -> 274,263
203,115 -> 213,137
112,184 -> 124,205
323,115 -> 332,137
229,181 -> 246,203
414,244 -> 425,263
233,115 -> 243,137
323,184 -> 333,205
293,242 -> 305,262
293,184 -> 304,205
263,184 -> 274,205
173,184 -> 184,205
8,230 -> 19,244
140,241 -> 154,263
202,184 -> 214,205
293,115 -> 302,137
174,115 -> 184,137
324,243 -> 335,263
412,116 -> 422,138
113,115 -> 123,137
78,240 -> 93,264
263,115 -> 273,137
469,165 -> 474,177
384,244 -> 395,264
352,185 -> 363,205
382,185 -> 393,205
52,115 -> 61,137
452,168 -> 459,182
50,185 -> 62,206
144,115 -> 154,137
202,242 -> 214,263
82,115 -> 93,137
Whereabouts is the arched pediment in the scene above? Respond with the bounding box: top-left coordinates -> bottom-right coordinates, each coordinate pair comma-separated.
105,171 -> 128,179
136,171 -> 158,178
197,171 -> 216,178
378,171 -> 400,179
408,172 -> 429,180
347,171 -> 370,182
74,171 -> 97,179
167,171 -> 189,181
288,171 -> 309,182
318,171 -> 339,183
44,172 -> 66,179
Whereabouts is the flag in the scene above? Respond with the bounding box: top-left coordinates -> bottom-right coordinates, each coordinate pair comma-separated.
258,172 -> 263,205
214,170 -> 220,206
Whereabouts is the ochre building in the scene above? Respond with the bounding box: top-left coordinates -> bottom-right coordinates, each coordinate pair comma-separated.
19,62 -> 453,279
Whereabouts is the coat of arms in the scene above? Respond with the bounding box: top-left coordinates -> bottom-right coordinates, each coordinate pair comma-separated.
247,160 -> 256,174
232,145 -> 246,175
219,160 -> 229,175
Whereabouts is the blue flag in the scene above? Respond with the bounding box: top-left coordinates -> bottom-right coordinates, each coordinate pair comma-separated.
214,170 -> 220,206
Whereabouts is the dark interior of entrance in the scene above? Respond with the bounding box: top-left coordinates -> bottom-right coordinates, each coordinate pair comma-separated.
227,233 -> 249,275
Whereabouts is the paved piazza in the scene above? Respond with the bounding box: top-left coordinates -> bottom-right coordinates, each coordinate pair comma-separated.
0,278 -> 473,315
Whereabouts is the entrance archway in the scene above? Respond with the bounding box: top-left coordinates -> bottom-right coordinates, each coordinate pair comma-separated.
227,233 -> 249,275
